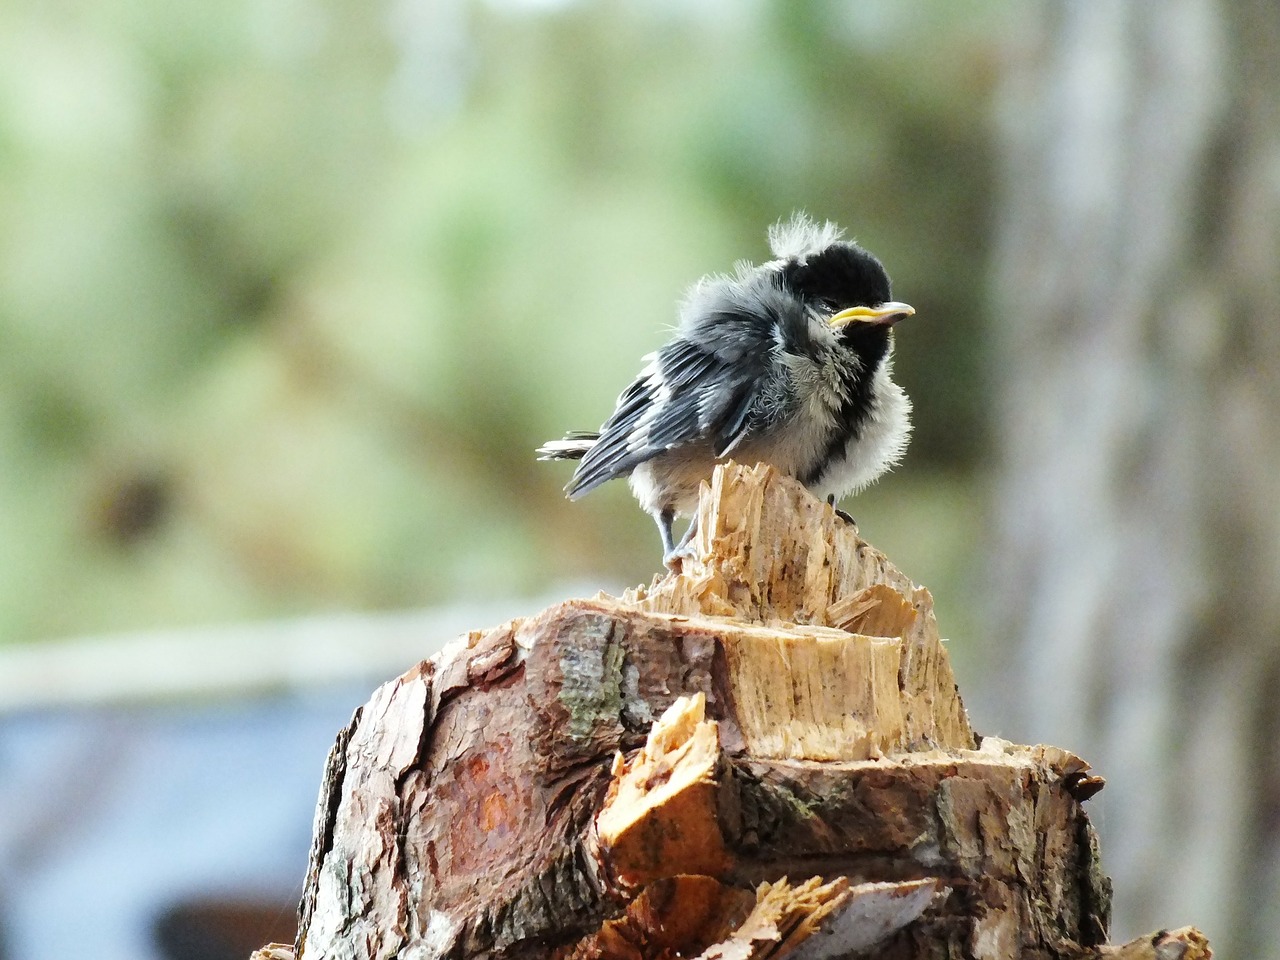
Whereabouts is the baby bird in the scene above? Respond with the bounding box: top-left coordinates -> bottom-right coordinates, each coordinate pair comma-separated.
538,214 -> 914,566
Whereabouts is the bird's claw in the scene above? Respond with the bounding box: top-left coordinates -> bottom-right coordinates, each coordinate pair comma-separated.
663,543 -> 695,572
826,494 -> 856,526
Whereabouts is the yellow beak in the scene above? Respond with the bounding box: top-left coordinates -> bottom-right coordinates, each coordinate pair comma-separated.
829,301 -> 915,329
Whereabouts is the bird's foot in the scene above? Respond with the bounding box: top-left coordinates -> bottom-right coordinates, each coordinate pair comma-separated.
662,541 -> 697,572
660,522 -> 701,576
825,494 -> 856,526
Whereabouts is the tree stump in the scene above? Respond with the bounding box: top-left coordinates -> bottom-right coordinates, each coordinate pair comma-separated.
255,463 -> 1211,960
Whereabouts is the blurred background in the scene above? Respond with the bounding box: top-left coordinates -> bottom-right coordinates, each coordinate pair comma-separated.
0,0 -> 1276,957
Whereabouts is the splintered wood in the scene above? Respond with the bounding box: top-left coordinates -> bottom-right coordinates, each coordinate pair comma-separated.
624,465 -> 972,758
595,694 -> 730,887
625,463 -> 923,625
281,462 -> 1210,960
722,625 -> 907,760
693,876 -> 939,960
589,694 -> 942,959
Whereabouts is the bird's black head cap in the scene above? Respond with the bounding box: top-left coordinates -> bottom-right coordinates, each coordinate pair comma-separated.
764,215 -> 908,364
778,242 -> 893,313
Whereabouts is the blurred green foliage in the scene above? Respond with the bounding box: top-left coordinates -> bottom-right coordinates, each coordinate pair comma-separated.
0,0 -> 1009,645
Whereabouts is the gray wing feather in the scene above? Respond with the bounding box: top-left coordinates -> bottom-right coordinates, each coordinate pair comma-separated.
565,326 -> 775,500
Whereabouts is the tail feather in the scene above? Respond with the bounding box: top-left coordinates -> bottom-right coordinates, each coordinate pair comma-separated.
536,431 -> 599,461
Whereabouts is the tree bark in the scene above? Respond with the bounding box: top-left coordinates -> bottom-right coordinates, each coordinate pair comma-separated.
259,463 -> 1209,960
989,3 -> 1280,954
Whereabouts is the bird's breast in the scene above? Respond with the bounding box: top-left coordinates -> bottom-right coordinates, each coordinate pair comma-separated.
809,366 -> 912,501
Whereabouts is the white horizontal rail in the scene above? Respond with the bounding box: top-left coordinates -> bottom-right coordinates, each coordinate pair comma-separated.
0,584 -> 612,712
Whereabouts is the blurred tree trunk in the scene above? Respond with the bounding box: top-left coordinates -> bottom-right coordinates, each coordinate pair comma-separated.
989,2 -> 1280,956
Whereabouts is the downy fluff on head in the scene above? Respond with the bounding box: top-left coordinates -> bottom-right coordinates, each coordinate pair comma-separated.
766,212 -> 847,261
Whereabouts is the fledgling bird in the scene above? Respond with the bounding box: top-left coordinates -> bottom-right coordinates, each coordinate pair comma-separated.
538,214 -> 915,566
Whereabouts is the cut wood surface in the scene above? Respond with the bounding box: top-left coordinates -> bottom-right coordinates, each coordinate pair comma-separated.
272,462 -> 1209,960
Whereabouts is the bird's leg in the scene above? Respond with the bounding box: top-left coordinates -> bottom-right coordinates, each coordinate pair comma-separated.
675,515 -> 699,552
827,494 -> 856,526
662,515 -> 700,571
654,508 -> 677,561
